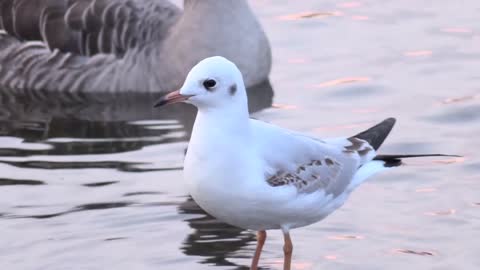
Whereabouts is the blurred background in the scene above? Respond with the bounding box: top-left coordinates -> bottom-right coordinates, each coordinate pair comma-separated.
0,0 -> 478,269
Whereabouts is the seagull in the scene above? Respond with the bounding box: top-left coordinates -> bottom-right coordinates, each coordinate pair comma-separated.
0,0 -> 271,93
154,56 -> 454,270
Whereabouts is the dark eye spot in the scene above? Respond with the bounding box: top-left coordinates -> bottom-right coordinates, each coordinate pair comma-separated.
203,79 -> 217,91
229,84 -> 237,96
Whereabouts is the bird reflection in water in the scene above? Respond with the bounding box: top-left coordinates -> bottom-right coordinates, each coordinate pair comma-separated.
179,197 -> 258,269
0,80 -> 273,151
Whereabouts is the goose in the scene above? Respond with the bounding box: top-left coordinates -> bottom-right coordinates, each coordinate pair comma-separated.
0,0 -> 271,93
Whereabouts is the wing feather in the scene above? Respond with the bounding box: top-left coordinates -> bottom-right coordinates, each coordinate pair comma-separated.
251,119 -> 377,196
0,0 -> 179,92
0,0 -> 181,56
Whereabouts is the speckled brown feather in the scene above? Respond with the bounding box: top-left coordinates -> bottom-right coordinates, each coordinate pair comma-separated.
266,157 -> 343,195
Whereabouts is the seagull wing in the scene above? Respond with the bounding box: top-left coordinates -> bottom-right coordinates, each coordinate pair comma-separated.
251,119 -> 376,196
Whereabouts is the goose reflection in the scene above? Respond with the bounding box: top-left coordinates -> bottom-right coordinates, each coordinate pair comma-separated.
0,80 -> 273,158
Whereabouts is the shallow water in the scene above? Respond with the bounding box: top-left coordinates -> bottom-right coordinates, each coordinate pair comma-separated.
1,1 -> 479,269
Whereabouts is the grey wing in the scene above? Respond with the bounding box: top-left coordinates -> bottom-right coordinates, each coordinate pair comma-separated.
0,0 -> 180,56
266,158 -> 345,195
252,119 -> 376,197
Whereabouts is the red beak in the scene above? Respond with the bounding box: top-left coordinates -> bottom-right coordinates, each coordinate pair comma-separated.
153,90 -> 191,107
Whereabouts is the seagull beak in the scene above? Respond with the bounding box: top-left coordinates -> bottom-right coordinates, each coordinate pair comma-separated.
153,90 -> 192,107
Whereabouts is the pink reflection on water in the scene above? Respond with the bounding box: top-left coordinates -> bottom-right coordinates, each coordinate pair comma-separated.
424,209 -> 456,216
324,255 -> 338,260
406,156 -> 465,166
272,103 -> 298,110
432,156 -> 465,165
415,187 -> 437,193
266,259 -> 312,270
441,94 -> 480,104
293,262 -> 313,270
313,77 -> 370,89
277,11 -> 343,21
351,15 -> 369,21
404,50 -> 433,57
327,235 -> 364,240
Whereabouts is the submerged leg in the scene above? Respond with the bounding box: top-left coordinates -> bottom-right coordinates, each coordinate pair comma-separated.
251,230 -> 267,270
283,231 -> 293,270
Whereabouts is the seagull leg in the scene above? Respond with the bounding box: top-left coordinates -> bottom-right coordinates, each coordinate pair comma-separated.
283,231 -> 293,270
251,230 -> 267,270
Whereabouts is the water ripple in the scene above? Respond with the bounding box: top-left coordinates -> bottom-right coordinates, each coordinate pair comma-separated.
0,178 -> 45,186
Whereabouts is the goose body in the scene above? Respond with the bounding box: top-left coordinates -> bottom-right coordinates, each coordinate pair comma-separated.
0,0 -> 271,93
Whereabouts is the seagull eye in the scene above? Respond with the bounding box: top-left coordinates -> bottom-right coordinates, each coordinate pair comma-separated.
203,79 -> 217,90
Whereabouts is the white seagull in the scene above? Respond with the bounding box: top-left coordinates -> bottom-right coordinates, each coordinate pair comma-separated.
154,56 -> 453,270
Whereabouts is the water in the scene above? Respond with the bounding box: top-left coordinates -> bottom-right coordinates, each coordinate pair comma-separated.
1,1 -> 479,269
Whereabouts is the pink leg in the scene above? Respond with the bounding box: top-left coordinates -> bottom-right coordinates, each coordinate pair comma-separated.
251,230 -> 267,270
283,231 -> 293,270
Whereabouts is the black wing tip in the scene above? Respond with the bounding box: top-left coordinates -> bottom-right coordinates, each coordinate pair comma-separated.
374,154 -> 462,160
384,117 -> 397,124
374,154 -> 462,167
352,117 -> 396,151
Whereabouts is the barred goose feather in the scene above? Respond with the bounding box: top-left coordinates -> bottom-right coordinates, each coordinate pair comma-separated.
0,0 -> 271,93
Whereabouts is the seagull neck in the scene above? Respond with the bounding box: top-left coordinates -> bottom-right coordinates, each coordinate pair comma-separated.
195,105 -> 251,138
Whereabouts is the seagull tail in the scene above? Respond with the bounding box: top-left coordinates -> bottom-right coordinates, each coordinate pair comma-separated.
352,118 -> 396,150
348,118 -> 460,189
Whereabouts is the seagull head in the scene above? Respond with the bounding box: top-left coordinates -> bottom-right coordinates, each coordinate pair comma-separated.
154,56 -> 247,110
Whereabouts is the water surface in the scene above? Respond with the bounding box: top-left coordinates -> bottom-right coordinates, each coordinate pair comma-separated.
1,1 -> 479,269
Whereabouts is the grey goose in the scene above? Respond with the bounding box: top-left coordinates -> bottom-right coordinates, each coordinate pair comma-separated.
0,0 -> 271,93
